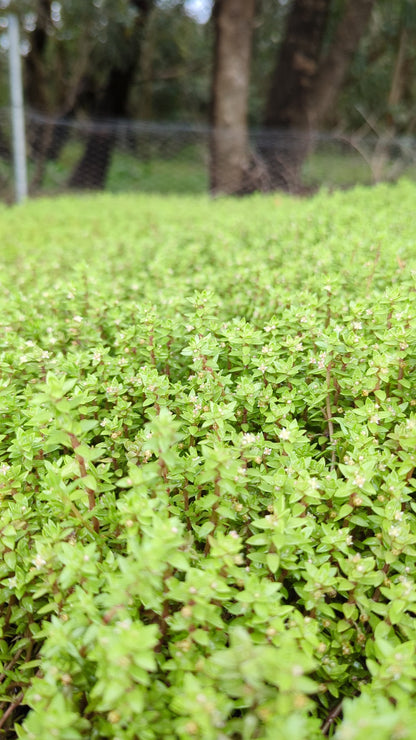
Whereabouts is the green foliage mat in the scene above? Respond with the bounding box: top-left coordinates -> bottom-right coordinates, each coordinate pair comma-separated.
1,182 -> 416,738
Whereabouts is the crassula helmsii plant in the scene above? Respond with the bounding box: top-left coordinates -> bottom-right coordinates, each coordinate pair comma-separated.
1,182 -> 416,738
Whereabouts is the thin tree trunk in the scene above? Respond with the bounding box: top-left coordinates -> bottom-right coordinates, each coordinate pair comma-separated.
210,0 -> 256,195
388,28 -> 407,108
309,0 -> 376,127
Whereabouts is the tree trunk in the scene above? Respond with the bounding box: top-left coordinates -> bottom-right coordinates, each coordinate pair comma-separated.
388,28 -> 407,108
68,66 -> 136,189
309,0 -> 376,126
262,0 -> 375,192
24,0 -> 51,111
69,0 -> 153,190
261,0 -> 332,192
210,0 -> 256,195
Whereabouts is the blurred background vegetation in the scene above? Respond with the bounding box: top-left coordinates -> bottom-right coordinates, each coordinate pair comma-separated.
1,0 -> 416,199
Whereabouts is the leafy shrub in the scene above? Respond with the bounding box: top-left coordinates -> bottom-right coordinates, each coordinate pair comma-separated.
1,182 -> 416,738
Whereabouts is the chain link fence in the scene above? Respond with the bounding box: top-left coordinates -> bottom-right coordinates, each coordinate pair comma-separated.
2,107 -> 416,202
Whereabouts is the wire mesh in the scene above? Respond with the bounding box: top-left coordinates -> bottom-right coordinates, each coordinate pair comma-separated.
2,107 -> 416,202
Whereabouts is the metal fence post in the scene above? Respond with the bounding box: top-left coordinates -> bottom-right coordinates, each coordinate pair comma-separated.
8,14 -> 28,204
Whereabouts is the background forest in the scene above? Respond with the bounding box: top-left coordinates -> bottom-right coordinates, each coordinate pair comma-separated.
1,0 -> 416,196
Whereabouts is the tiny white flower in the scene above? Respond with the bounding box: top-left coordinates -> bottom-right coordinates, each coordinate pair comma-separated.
354,474 -> 366,488
242,433 -> 256,445
73,315 -> 83,323
279,428 -> 291,441
33,554 -> 46,569
117,619 -> 132,631
291,665 -> 304,677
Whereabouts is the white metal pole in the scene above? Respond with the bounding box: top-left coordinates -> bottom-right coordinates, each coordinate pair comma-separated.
8,14 -> 28,203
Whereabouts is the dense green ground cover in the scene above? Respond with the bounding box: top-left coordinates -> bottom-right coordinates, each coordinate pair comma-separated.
1,182 -> 416,738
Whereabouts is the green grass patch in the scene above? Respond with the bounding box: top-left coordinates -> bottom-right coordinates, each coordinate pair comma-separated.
302,149 -> 373,188
2,182 -> 416,738
2,137 -> 416,201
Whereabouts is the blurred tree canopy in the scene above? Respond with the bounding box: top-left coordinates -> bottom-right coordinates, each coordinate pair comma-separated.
2,0 -> 212,121
1,0 -> 414,131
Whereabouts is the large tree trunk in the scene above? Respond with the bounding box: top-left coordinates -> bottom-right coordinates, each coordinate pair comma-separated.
261,0 -> 332,192
262,0 -> 375,192
69,0 -> 153,190
210,0 -> 256,195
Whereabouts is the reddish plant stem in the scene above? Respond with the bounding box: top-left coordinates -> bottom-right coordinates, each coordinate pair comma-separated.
372,562 -> 390,602
68,433 -> 99,533
365,244 -> 381,294
325,363 -> 336,470
149,332 -> 156,365
203,476 -> 221,556
0,691 -> 24,730
321,699 -> 343,735
0,646 -> 26,684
